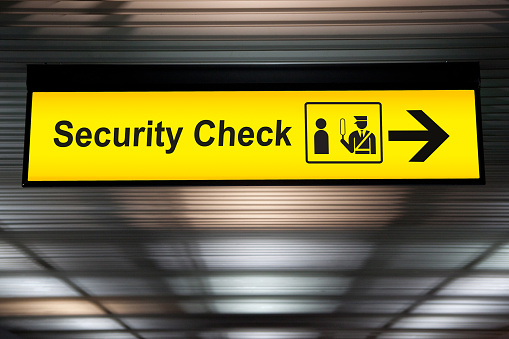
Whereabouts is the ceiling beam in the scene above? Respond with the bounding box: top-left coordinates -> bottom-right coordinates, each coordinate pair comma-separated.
0,327 -> 22,339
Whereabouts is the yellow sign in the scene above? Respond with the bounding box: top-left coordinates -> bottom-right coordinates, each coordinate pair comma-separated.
25,90 -> 481,183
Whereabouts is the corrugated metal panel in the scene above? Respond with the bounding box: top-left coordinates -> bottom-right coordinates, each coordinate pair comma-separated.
0,1 -> 509,339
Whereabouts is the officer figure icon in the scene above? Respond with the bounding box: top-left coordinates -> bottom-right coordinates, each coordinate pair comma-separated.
314,118 -> 329,154
340,116 -> 376,154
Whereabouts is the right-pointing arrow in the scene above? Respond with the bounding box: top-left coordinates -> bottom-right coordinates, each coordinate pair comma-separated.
389,110 -> 449,162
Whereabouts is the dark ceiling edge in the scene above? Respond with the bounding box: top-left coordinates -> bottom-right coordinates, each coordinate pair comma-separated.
26,62 -> 480,92
0,327 -> 22,339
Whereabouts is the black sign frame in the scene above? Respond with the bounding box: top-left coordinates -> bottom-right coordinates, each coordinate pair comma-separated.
23,63 -> 484,186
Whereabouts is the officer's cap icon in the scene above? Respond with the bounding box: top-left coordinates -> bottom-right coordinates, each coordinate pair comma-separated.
354,116 -> 367,121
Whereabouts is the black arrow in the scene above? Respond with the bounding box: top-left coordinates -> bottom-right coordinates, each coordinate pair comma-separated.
388,110 -> 449,162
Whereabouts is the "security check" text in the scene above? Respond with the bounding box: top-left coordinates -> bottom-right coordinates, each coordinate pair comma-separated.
54,119 -> 292,154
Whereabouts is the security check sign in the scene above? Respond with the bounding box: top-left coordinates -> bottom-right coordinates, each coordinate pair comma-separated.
23,64 -> 483,185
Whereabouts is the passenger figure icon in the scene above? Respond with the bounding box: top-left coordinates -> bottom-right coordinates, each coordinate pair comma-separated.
340,116 -> 376,154
314,118 -> 329,154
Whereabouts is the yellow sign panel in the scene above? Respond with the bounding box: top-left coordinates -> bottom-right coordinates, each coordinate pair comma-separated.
25,90 -> 481,183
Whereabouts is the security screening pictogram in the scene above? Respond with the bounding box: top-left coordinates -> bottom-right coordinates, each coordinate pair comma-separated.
305,102 -> 383,164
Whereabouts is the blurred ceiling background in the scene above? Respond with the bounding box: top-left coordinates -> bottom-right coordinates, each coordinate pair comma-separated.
1,1 -> 509,338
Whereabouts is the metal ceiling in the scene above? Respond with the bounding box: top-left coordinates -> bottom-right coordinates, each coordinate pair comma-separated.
1,1 -> 509,339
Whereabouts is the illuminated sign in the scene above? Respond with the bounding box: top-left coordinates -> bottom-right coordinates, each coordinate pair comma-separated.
23,64 -> 484,185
